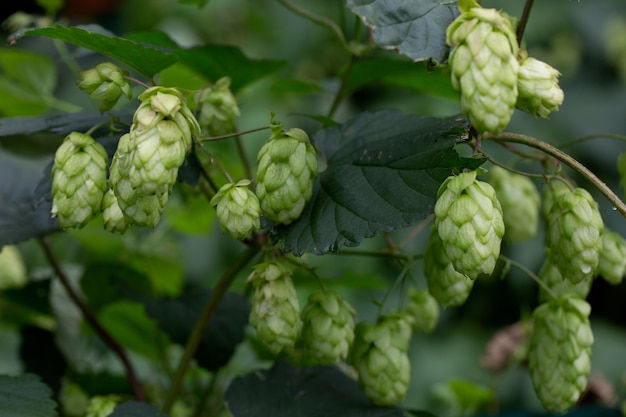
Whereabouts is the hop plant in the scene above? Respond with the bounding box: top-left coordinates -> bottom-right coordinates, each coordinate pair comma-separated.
528,296 -> 593,414
111,87 -> 200,227
424,227 -> 475,307
434,170 -> 505,279
446,4 -> 519,134
545,187 -> 604,284
541,180 -> 571,221
85,395 -> 120,417
0,245 -> 27,290
197,77 -> 241,136
77,62 -> 132,113
248,260 -> 301,355
51,132 -> 108,229
211,179 -> 261,240
101,189 -> 130,234
537,254 -> 592,303
300,290 -> 356,364
404,288 -> 439,333
351,315 -> 412,406
597,230 -> 626,285
489,166 -> 540,243
255,123 -> 318,225
516,54 -> 565,118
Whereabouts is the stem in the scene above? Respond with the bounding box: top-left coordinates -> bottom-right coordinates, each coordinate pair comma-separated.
53,39 -> 81,76
484,132 -> 626,218
327,54 -> 357,118
499,255 -> 556,300
161,246 -> 259,414
125,75 -> 152,89
234,135 -> 253,179
200,125 -> 271,142
516,0 -> 535,46
559,133 -> 626,149
38,238 -> 145,402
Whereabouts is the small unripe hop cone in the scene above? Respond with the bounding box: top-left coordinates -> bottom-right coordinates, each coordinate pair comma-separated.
77,62 -> 132,113
516,55 -> 564,119
196,77 -> 241,137
537,254 -> 592,303
597,230 -> 626,285
404,288 -> 439,333
211,180 -> 261,240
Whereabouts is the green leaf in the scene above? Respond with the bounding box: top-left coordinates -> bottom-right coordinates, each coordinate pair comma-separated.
270,110 -> 484,255
17,25 -> 178,79
0,112 -> 132,136
0,373 -> 57,417
109,402 -> 171,417
225,362 -> 406,417
270,78 -> 327,95
347,0 -> 459,62
0,77 -> 47,117
139,286 -> 250,372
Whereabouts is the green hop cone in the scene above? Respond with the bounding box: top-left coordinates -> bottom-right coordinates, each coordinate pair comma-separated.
404,288 -> 439,333
248,260 -> 301,354
489,166 -> 540,243
528,296 -> 593,414
351,315 -> 412,406
85,395 -> 120,417
210,179 -> 261,240
424,227 -> 475,307
516,54 -> 564,119
0,245 -> 27,290
446,6 -> 519,134
546,187 -> 604,284
197,77 -> 241,136
597,230 -> 626,285
300,290 -> 356,364
541,180 -> 571,221
101,189 -> 130,234
77,62 -> 132,113
51,132 -> 108,229
255,125 -> 318,225
434,170 -> 505,279
537,254 -> 592,303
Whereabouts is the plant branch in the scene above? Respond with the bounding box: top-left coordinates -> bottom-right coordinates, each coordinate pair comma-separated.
234,135 -> 253,179
484,132 -> 626,218
516,0 -> 535,46
199,125 -> 271,142
327,54 -> 357,119
161,246 -> 259,414
499,255 -> 556,300
559,133 -> 626,149
38,237 -> 145,402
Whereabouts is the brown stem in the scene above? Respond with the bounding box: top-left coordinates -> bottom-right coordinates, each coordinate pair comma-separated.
516,0 -> 535,46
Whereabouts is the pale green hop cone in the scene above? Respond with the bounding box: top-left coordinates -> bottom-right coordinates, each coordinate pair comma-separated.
211,179 -> 261,240
197,77 -> 241,136
404,287 -> 439,333
300,290 -> 356,363
435,170 -> 505,279
489,166 -> 540,243
0,245 -> 27,290
537,253 -> 592,303
446,7 -> 519,134
77,62 -> 132,113
546,187 -> 604,284
51,132 -> 108,229
248,260 -> 301,355
101,189 -> 130,234
85,395 -> 119,417
516,55 -> 564,119
541,180 -> 571,221
597,230 -> 626,285
528,296 -> 593,414
424,227 -> 475,307
255,125 -> 318,225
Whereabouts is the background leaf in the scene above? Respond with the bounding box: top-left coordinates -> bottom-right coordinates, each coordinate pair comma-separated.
109,402 -> 171,417
0,112 -> 132,137
0,373 -> 57,417
270,110 -> 484,255
347,0 -> 459,63
225,362 -> 406,417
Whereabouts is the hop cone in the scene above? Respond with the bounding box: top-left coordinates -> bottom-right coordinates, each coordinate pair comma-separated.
197,77 -> 241,136
85,395 -> 119,417
101,189 -> 130,234
541,180 -> 571,221
424,227 -> 475,307
248,260 -> 301,354
546,187 -> 604,284
255,125 -> 318,225
77,62 -> 132,113
404,288 -> 439,333
528,296 -> 593,414
300,290 -> 356,363
446,6 -> 519,134
111,87 -> 200,227
211,179 -> 261,240
537,254 -> 592,303
0,245 -> 27,290
516,55 -> 564,118
597,230 -> 626,285
434,170 -> 505,279
489,166 -> 540,243
351,315 -> 412,406
51,132 -> 108,229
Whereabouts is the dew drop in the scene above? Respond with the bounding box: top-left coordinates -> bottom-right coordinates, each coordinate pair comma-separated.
581,265 -> 592,274
612,206 -> 617,211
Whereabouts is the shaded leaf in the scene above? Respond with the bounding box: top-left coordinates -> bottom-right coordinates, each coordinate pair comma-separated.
270,78 -> 327,95
19,326 -> 67,397
347,0 -> 459,62
225,362 -> 405,417
110,402 -> 171,417
139,287 -> 250,371
0,373 -> 57,417
0,111 -> 133,137
270,110 -> 483,255
71,372 -> 133,397
0,49 -> 56,97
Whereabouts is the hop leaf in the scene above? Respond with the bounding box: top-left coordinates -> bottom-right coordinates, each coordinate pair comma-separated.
101,189 -> 130,234
489,166 -> 540,243
446,6 -> 519,134
0,245 -> 27,290
248,260 -> 301,355
255,125 -> 318,225
537,254 -> 592,303
545,187 -> 604,284
404,288 -> 439,333
197,77 -> 241,136
77,62 -> 132,113
51,132 -> 108,229
516,55 -> 564,118
434,170 -> 505,279
528,296 -> 593,414
300,290 -> 356,364
424,227 -> 475,307
211,179 -> 261,240
597,230 -> 626,285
